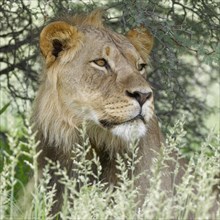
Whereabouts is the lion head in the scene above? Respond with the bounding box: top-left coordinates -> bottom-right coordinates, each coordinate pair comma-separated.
33,10 -> 157,153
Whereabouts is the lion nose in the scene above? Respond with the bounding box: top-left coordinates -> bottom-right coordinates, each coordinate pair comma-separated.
126,90 -> 152,106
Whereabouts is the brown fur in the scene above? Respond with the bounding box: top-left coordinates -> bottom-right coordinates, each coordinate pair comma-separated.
32,10 -> 184,215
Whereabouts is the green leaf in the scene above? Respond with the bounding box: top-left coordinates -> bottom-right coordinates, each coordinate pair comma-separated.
0,102 -> 11,115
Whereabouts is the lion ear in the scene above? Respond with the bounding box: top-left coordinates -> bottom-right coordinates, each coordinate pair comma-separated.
126,26 -> 154,61
40,21 -> 83,67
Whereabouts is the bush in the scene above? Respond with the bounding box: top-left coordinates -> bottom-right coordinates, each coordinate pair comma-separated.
0,120 -> 219,219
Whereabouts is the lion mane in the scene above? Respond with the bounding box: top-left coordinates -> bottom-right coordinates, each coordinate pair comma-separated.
31,9 -> 182,215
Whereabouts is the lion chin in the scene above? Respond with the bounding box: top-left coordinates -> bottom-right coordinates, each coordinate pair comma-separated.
111,121 -> 147,142
98,114 -> 148,142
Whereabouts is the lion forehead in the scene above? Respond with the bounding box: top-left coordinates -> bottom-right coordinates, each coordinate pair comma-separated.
81,27 -> 139,60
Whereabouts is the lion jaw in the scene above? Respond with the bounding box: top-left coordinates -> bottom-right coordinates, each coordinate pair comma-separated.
111,121 -> 147,142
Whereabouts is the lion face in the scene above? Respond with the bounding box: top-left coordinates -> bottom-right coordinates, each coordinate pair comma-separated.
38,11 -> 154,142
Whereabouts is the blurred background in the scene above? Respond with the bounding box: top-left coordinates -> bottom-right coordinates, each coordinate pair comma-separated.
0,0 -> 219,154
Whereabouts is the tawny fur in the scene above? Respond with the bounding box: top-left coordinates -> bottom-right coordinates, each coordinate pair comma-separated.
31,9 -> 184,215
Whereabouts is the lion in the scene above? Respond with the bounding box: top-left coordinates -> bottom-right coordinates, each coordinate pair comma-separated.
31,9 -> 185,216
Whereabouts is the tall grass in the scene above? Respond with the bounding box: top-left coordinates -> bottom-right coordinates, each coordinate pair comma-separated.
0,120 -> 219,219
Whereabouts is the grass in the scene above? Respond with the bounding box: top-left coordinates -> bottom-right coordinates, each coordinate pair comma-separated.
0,120 -> 219,219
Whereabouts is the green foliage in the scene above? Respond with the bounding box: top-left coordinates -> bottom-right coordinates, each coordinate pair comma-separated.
0,102 -> 10,115
0,121 -> 219,219
0,1 -> 219,219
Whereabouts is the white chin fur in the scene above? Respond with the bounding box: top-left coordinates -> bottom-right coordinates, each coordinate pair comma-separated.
111,121 -> 146,142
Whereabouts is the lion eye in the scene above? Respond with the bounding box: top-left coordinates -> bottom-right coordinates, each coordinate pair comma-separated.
138,63 -> 147,72
93,58 -> 108,68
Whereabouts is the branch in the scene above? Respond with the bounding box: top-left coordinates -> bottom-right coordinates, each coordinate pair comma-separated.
0,54 -> 37,76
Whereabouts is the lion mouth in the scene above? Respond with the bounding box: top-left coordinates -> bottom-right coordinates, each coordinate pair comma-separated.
99,114 -> 146,129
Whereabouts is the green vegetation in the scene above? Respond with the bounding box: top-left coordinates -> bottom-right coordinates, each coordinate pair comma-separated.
0,121 -> 219,219
0,0 -> 219,219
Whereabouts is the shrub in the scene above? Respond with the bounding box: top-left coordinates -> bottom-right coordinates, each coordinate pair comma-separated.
0,120 -> 219,219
